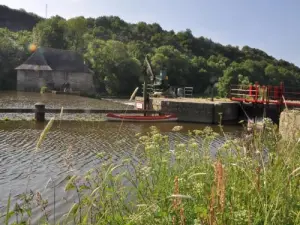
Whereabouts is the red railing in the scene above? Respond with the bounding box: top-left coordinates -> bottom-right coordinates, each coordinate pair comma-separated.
230,82 -> 300,107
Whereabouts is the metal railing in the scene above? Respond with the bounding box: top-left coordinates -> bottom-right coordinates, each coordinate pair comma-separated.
184,87 -> 193,97
230,82 -> 300,107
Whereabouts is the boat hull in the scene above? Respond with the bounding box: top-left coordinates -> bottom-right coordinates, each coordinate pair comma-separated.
106,113 -> 178,122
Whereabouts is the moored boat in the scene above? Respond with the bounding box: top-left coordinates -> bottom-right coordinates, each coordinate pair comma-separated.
106,113 -> 178,122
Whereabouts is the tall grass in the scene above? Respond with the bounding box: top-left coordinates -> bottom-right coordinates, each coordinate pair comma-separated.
2,117 -> 300,224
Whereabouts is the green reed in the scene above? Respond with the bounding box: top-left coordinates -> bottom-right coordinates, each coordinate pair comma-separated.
2,117 -> 300,225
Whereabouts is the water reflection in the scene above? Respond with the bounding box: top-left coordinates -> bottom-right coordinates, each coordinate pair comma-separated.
0,120 -> 242,199
0,91 -> 129,109
0,92 -> 243,224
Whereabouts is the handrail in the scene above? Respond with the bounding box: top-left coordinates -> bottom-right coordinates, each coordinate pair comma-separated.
0,108 -> 165,114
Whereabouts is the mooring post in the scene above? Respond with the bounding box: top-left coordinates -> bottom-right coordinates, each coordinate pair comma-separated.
255,82 -> 259,103
35,103 -> 45,122
143,78 -> 147,116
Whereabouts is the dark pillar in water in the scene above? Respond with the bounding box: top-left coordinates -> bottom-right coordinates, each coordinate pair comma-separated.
35,103 -> 45,122
143,79 -> 147,116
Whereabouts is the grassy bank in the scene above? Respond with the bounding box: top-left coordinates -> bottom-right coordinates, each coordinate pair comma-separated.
2,119 -> 300,225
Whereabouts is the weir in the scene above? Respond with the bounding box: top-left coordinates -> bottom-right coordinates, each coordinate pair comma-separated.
0,104 -> 164,122
135,96 -> 240,124
2,81 -> 300,124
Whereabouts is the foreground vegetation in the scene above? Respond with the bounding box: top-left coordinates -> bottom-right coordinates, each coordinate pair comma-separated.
2,5 -> 300,96
2,118 -> 300,225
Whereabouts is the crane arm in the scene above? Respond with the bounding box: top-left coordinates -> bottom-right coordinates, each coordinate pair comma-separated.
145,55 -> 155,83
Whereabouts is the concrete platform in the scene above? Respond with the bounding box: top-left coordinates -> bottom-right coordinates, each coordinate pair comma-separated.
135,97 -> 240,124
279,110 -> 300,141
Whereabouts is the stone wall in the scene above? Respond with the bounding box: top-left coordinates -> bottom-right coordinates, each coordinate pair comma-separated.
68,72 -> 94,93
135,97 -> 240,124
160,101 -> 239,123
279,110 -> 300,141
17,70 -> 40,91
17,70 -> 95,94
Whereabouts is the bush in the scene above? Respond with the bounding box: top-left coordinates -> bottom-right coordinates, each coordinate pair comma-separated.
40,86 -> 47,94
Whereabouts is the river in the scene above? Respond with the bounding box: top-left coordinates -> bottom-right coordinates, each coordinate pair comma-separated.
0,91 -> 243,224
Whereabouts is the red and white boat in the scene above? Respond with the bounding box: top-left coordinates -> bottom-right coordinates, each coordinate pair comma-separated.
106,113 -> 178,122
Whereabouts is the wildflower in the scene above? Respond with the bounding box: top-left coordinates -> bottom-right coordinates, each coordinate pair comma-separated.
35,191 -> 49,221
153,133 -> 162,142
172,176 -> 180,225
172,176 -> 186,225
193,182 -> 204,194
16,199 -> 23,206
256,166 -> 261,191
214,160 -> 226,212
180,207 -> 186,225
173,176 -> 180,210
209,186 -> 216,225
36,117 -> 55,150
139,135 -> 148,142
172,126 -> 183,132
145,144 -> 156,151
140,166 -> 152,177
176,143 -> 186,149
75,177 -> 85,187
36,192 -> 42,206
190,142 -> 198,149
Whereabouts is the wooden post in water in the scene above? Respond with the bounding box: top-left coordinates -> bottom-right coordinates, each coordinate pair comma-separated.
35,103 -> 45,122
210,85 -> 214,102
143,78 -> 147,116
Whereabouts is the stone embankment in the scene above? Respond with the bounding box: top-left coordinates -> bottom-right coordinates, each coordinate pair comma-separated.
135,97 -> 240,124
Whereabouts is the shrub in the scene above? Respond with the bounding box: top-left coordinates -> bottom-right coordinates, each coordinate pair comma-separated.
40,86 -> 47,94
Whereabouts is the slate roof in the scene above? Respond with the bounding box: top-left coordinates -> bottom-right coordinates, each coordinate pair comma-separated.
15,47 -> 91,73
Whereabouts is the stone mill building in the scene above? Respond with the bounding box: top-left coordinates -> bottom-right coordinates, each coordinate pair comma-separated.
15,47 -> 95,94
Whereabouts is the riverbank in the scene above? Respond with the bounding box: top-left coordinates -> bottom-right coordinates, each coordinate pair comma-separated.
0,119 -> 239,224
101,97 -> 135,107
1,118 -> 299,225
0,91 -> 134,121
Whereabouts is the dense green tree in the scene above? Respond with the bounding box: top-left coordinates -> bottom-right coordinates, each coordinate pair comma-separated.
151,45 -> 190,86
265,64 -> 280,85
241,59 -> 266,83
2,5 -> 300,96
32,16 -> 67,49
0,5 -> 43,31
127,40 -> 153,62
85,40 -> 142,94
0,28 -> 31,89
217,62 -> 249,97
176,29 -> 194,52
187,56 -> 211,93
66,16 -> 88,52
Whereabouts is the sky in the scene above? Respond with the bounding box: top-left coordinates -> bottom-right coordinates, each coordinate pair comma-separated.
1,0 -> 300,66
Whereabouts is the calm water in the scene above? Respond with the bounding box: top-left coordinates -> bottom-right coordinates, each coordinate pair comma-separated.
0,91 -> 132,109
0,91 -> 132,121
0,92 -> 243,224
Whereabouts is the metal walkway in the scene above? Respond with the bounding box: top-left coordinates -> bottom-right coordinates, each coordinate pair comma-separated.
230,82 -> 300,107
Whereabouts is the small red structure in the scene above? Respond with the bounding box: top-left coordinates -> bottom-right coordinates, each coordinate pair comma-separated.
230,82 -> 300,107
106,113 -> 178,122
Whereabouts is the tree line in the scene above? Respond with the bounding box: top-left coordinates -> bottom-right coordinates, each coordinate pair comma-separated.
1,7 -> 300,96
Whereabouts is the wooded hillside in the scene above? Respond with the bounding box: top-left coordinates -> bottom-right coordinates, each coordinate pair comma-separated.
1,5 -> 299,96
0,5 -> 42,31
